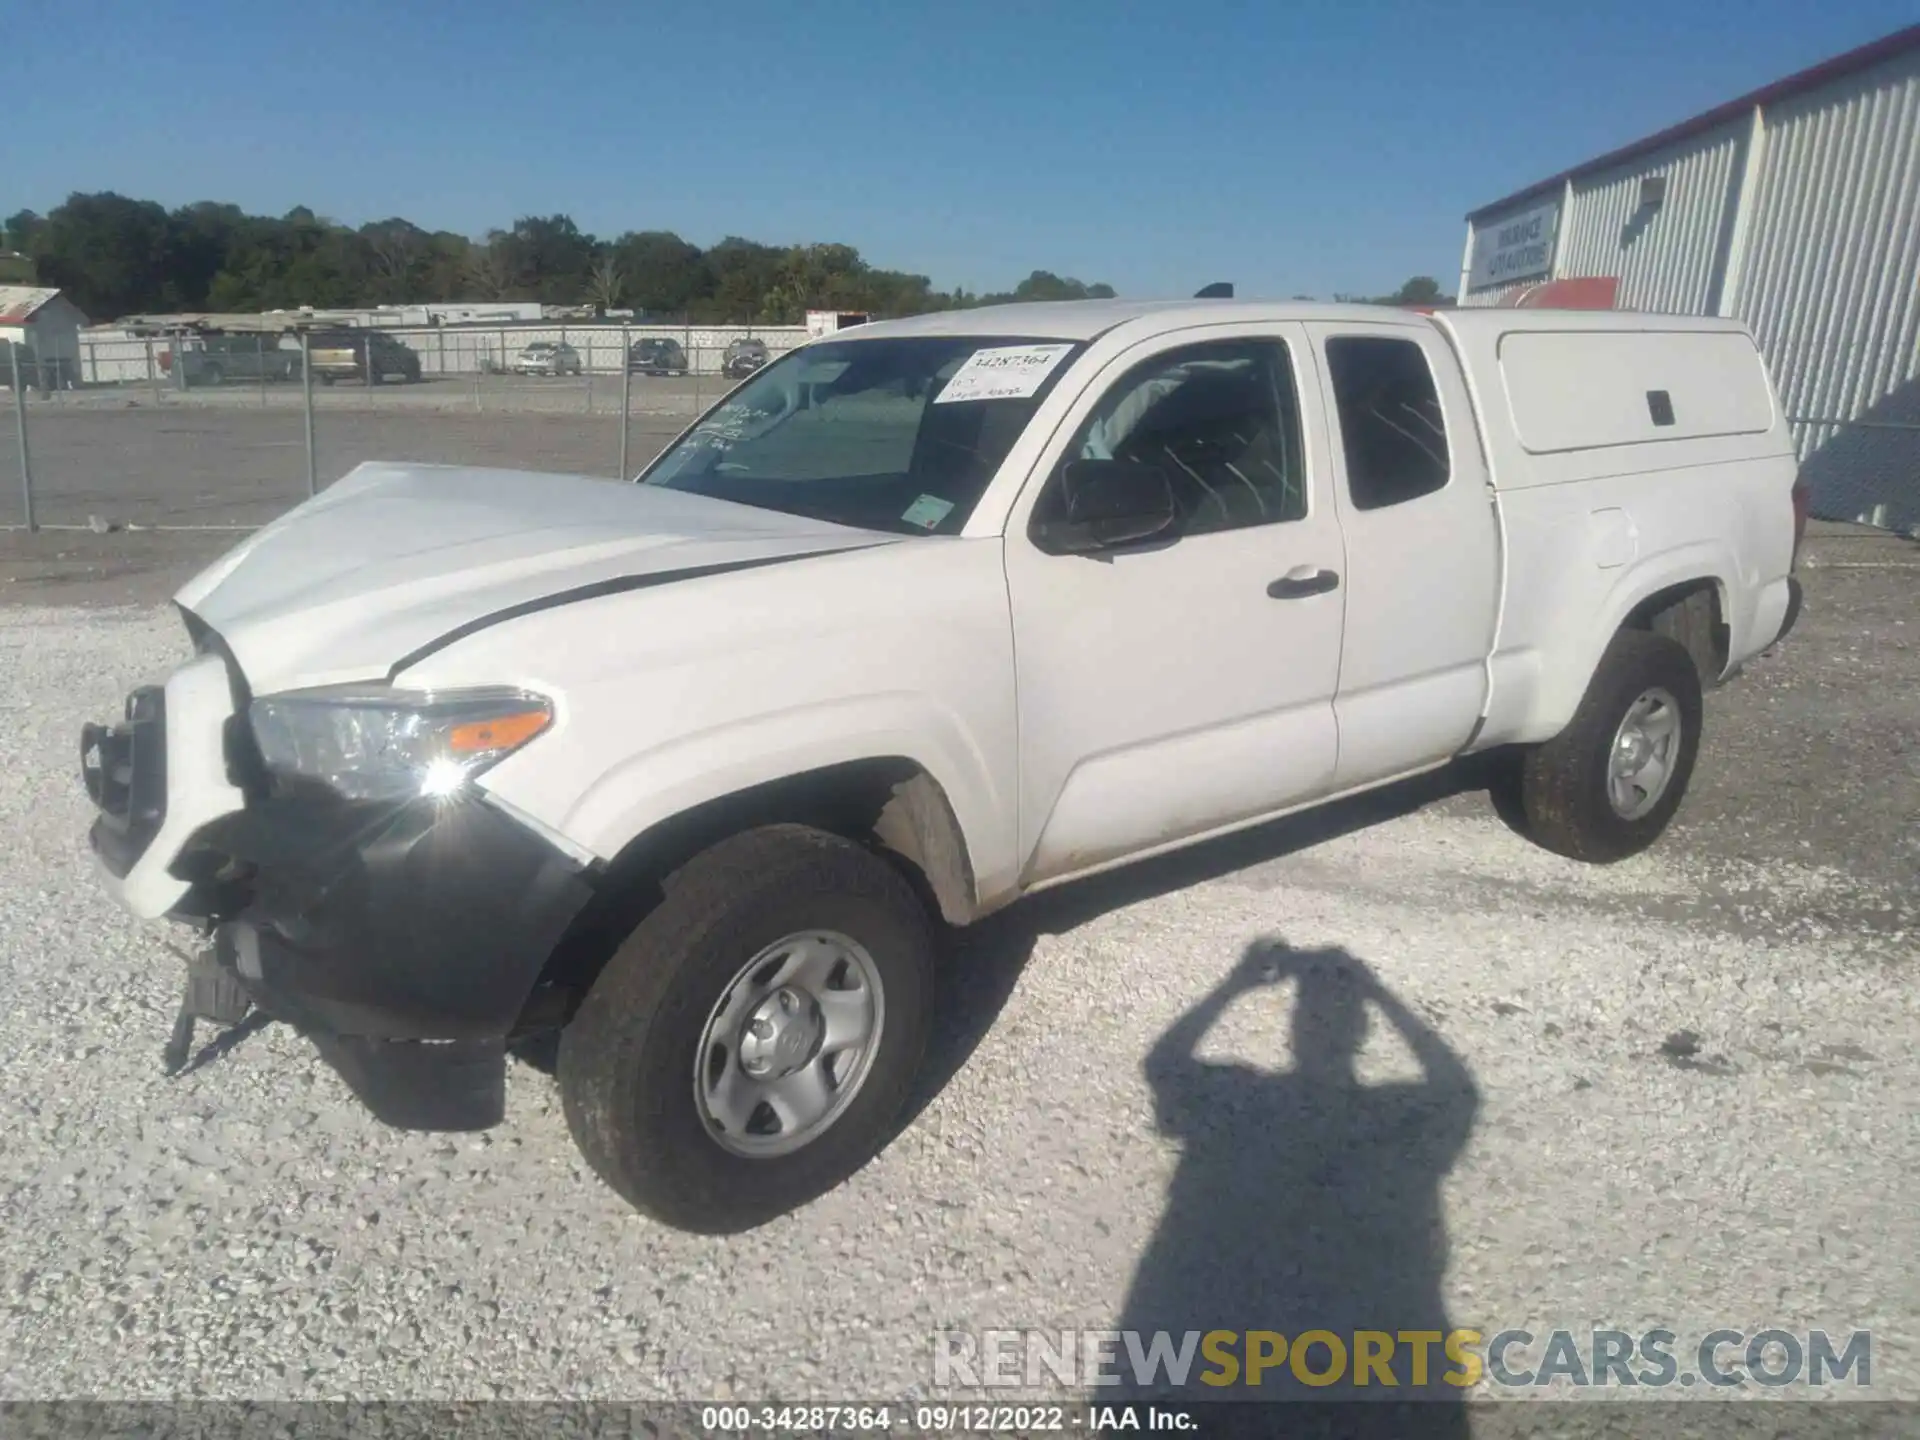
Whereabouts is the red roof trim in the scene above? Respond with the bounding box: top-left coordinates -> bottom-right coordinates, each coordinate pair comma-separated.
1467,22 -> 1920,222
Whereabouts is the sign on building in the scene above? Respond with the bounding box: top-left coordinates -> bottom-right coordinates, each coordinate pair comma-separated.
1469,200 -> 1560,291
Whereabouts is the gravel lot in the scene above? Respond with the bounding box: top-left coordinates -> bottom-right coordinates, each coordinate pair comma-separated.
0,525 -> 1914,1408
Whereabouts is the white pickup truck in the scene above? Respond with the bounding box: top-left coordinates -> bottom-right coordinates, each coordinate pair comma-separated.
81,299 -> 1806,1232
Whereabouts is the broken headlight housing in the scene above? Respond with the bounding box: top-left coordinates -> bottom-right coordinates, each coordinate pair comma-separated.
249,686 -> 552,801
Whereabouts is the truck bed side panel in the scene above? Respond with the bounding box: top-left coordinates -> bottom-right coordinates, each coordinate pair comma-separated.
1432,309 -> 1799,745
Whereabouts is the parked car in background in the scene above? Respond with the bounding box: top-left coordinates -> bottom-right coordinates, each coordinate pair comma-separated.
307,329 -> 423,385
721,337 -> 769,379
167,333 -> 303,388
628,337 -> 689,376
513,341 -> 584,377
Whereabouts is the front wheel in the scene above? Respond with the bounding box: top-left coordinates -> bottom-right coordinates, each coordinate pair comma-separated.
1506,630 -> 1704,863
558,825 -> 935,1232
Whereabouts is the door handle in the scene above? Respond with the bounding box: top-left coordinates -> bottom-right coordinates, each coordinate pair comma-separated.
1267,567 -> 1340,599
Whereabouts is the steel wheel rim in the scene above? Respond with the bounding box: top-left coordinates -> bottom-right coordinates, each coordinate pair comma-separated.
1608,686 -> 1682,820
693,930 -> 885,1158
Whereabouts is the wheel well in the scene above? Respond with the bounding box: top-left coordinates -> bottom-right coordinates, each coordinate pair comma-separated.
1625,579 -> 1728,686
526,759 -> 976,1017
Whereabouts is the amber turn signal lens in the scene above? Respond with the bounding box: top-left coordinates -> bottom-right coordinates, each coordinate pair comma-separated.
447,709 -> 550,754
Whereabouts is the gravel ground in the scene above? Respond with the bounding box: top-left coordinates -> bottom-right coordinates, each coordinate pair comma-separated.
0,529 -> 1915,1408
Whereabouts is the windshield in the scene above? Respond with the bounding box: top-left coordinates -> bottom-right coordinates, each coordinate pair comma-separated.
639,334 -> 1084,535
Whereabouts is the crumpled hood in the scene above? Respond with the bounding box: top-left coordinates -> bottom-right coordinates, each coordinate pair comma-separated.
177,461 -> 896,694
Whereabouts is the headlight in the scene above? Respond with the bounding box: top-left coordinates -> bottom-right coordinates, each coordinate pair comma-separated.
249,685 -> 552,801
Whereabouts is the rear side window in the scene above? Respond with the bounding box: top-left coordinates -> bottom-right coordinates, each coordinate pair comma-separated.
1325,336 -> 1450,511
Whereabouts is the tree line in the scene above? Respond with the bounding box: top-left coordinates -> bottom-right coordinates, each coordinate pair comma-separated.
1,193 -> 1119,324
2,192 -> 1451,324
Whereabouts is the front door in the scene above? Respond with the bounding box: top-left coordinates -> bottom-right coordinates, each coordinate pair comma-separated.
1002,325 -> 1348,886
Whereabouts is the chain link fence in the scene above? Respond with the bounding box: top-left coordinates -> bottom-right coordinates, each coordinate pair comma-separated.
6,327 -> 1916,537
0,324 -> 810,530
1791,413 -> 1920,538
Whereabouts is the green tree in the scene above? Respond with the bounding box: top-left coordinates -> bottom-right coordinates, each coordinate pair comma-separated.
585,253 -> 625,312
360,218 -> 435,303
418,231 -> 475,301
4,209 -> 47,255
464,231 -> 518,300
31,192 -> 175,316
699,237 -> 786,322
1388,276 -> 1446,306
1336,276 -> 1453,307
494,214 -> 594,304
975,269 -> 1116,306
6,186 -> 1131,321
610,230 -> 708,315
166,201 -> 250,309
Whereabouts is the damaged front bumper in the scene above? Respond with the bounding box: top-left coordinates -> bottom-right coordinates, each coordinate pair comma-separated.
189,794 -> 594,1128
82,659 -> 595,1132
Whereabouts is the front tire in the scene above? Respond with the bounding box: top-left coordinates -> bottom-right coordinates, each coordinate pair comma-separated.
558,824 -> 935,1232
1508,630 -> 1703,863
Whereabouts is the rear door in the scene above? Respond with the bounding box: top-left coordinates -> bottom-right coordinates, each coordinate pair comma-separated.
1303,320 -> 1499,789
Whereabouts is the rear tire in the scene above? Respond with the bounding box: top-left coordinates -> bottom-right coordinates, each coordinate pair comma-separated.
1508,630 -> 1703,863
558,824 -> 935,1233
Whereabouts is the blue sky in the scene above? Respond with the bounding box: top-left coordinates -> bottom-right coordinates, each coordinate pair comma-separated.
2,0 -> 1913,298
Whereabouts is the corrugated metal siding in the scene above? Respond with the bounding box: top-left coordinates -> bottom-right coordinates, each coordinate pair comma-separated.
1557,121 -> 1747,312
1733,46 -> 1920,528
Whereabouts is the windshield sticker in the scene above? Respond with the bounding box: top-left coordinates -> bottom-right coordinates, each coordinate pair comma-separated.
696,406 -> 752,440
934,343 -> 1074,404
901,494 -> 956,529
691,398 -> 784,449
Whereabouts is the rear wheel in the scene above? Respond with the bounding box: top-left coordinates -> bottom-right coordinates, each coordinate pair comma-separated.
1507,630 -> 1703,862
558,824 -> 935,1232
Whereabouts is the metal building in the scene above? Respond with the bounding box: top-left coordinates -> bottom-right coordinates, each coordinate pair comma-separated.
1459,24 -> 1920,532
0,286 -> 90,389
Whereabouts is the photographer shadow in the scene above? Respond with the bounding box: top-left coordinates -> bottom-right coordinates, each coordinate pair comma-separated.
1116,939 -> 1480,1436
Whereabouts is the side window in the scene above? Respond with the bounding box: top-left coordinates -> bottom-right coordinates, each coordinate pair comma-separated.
1032,340 -> 1305,539
1324,336 -> 1451,510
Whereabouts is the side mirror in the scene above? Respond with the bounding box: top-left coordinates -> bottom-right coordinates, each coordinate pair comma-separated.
1035,459 -> 1178,554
